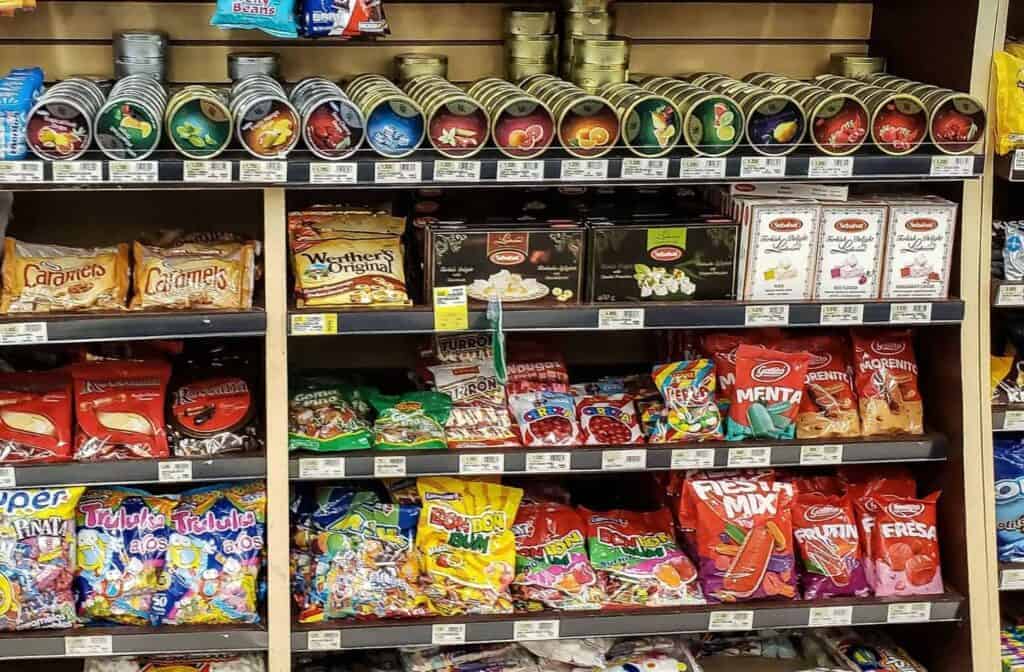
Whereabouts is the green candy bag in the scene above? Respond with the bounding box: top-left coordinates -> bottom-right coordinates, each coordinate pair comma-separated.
288,375 -> 374,451
371,390 -> 451,450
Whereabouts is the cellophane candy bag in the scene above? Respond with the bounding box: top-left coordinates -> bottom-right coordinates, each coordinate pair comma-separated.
0,371 -> 73,464
85,654 -> 266,672
576,394 -> 643,445
290,487 -> 320,622
997,438 -> 1024,561
371,391 -> 451,450
865,491 -> 943,596
700,332 -> 759,416
0,486 -> 84,630
509,391 -> 580,446
417,476 -> 522,615
582,507 -> 704,606
76,487 -> 177,624
211,0 -> 299,37
301,0 -> 389,38
792,492 -> 869,599
727,345 -> 809,441
650,359 -> 723,442
157,482 -> 265,625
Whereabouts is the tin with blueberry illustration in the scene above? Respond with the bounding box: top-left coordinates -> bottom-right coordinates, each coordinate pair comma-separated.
361,93 -> 425,159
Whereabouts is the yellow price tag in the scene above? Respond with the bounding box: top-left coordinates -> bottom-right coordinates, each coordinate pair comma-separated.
290,313 -> 338,335
433,286 -> 468,332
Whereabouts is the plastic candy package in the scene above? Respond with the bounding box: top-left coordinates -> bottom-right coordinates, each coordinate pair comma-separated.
818,629 -> 928,672
865,491 -> 943,596
1006,220 -> 1024,281
76,487 -> 177,624
290,488 -> 320,622
85,654 -> 267,672
0,486 -> 84,630
700,332 -> 759,415
995,51 -> 1024,156
651,359 -> 723,442
401,644 -> 525,672
777,335 -> 861,439
417,476 -> 522,615
582,507 -> 703,606
302,0 -> 389,38
0,370 -> 73,464
792,492 -> 869,599
288,376 -> 373,452
576,394 -> 643,445
997,438 -> 1024,561
852,330 -> 924,436
169,369 -> 263,457
211,0 -> 299,37
520,638 -> 612,668
601,650 -> 701,672
429,361 -> 518,449
509,391 -> 580,446
727,345 -> 809,441
158,482 -> 266,625
371,391 -> 451,450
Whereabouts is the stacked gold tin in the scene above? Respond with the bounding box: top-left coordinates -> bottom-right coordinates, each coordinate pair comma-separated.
505,9 -> 558,81
570,37 -> 629,92
562,0 -> 614,77
467,77 -> 556,158
403,75 -> 491,158
829,53 -> 886,78
520,74 -> 621,158
394,53 -> 448,86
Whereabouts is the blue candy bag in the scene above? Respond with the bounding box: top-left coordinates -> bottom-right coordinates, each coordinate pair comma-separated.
996,438 -> 1024,561
211,0 -> 299,38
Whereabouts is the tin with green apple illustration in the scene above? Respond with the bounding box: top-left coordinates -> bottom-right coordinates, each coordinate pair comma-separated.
165,86 -> 232,159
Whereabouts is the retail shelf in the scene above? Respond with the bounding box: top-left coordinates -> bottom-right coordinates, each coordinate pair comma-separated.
0,625 -> 268,660
0,150 -> 982,189
291,593 -> 964,651
0,309 -> 265,345
1000,563 -> 1024,591
2,453 -> 266,488
993,406 -> 1024,432
287,300 -> 964,335
289,433 -> 946,480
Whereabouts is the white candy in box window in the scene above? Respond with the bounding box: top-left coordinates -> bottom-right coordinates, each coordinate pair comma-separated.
881,196 -> 957,299
735,198 -> 820,301
85,655 -> 265,672
813,201 -> 887,300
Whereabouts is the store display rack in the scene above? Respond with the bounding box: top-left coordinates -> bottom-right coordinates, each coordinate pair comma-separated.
0,625 -> 268,660
2,453 -> 266,488
0,309 -> 266,344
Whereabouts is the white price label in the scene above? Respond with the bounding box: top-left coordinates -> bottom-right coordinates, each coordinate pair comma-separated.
374,455 -> 407,477
808,605 -> 853,627
889,302 -> 932,323
671,448 -> 716,469
65,635 -> 113,657
930,155 -> 974,177
740,157 -> 786,178
290,313 -> 338,335
0,466 -> 15,488
109,160 -> 158,183
1014,150 -> 1024,172
183,160 -> 232,183
240,160 -> 287,182
459,453 -> 505,474
158,460 -> 193,482
708,610 -> 755,631
1003,568 -> 1024,590
309,162 -> 358,184
1004,410 -> 1024,430
434,160 -> 481,182
808,156 -> 854,179
306,630 -> 342,651
432,623 -> 467,645
497,160 -> 545,182
375,161 -> 422,183
298,457 -> 346,479
0,322 -> 47,345
745,304 -> 789,326
621,158 -> 669,180
601,449 -> 647,471
728,446 -> 772,468
525,452 -> 571,473
52,161 -> 102,183
886,601 -> 932,623
0,161 -> 43,183
998,284 -> 1024,306
560,159 -> 608,181
598,308 -> 645,329
679,157 -> 726,179
800,444 -> 844,465
514,619 -> 560,641
820,303 -> 864,325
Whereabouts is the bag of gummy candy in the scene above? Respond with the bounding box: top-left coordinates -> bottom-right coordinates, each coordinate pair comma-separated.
76,487 -> 177,625
156,481 -> 266,625
727,345 -> 809,441
0,486 -> 84,630
211,0 -> 299,37
651,359 -> 723,442
290,487 -> 320,623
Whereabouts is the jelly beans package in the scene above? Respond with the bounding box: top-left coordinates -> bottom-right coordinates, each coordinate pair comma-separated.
371,391 -> 450,450
727,345 -> 809,441
0,486 -> 84,630
651,359 -> 723,442
76,487 -> 177,624
865,491 -> 943,596
0,371 -> 73,464
211,0 -> 299,38
509,391 -> 580,446
792,493 -> 869,599
996,438 -> 1024,561
512,502 -> 604,610
577,394 -> 643,445
582,507 -> 703,607
686,477 -> 797,602
158,482 -> 266,625
417,476 -> 522,615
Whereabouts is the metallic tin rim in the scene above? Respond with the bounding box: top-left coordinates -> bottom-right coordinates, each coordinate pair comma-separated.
300,93 -> 366,160
678,93 -> 743,156
363,94 -> 426,158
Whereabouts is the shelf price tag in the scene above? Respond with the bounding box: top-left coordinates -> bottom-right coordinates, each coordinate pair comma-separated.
514,620 -> 560,641
1003,410 -> 1024,430
65,635 -> 113,657
601,449 -> 647,471
240,160 -> 287,182
708,610 -> 754,631
745,304 -> 789,326
598,308 -> 644,329
298,457 -> 346,479
497,160 -> 545,182
0,322 -> 47,345
1014,150 -> 1024,173
560,159 -> 608,181
808,605 -> 853,627
183,160 -> 232,183
109,160 -> 158,183
889,302 -> 932,323
727,446 -> 771,467
0,161 -> 43,183
459,453 -> 504,474
309,162 -> 358,184
375,161 -> 421,183
433,286 -> 469,332
886,602 -> 932,623
52,161 -> 102,183
1003,569 -> 1024,590
930,155 -> 974,177
807,156 -> 854,179
621,158 -> 669,180
820,304 -> 864,325
306,630 -> 342,651
432,623 -> 467,645
374,455 -> 407,478
290,313 -> 338,335
434,160 -> 481,182
679,157 -> 726,179
998,284 -> 1024,306
158,460 -> 193,482
800,444 -> 843,465
671,448 -> 716,469
525,452 -> 571,473
740,157 -> 786,179
0,467 -> 15,488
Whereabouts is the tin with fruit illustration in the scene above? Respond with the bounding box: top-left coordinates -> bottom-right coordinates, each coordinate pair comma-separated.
600,84 -> 679,157
26,78 -> 105,160
861,90 -> 927,155
793,89 -> 868,155
553,93 -> 620,158
232,91 -> 300,159
96,99 -> 162,160
917,89 -> 986,154
644,80 -> 743,156
362,94 -> 426,158
490,93 -> 554,158
166,86 -> 232,159
731,89 -> 804,155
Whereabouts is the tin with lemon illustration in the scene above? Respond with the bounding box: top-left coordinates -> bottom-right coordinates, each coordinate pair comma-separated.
600,83 -> 680,157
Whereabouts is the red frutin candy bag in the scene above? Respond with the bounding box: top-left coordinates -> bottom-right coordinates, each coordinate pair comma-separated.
577,394 -> 643,445
0,371 -> 73,464
792,492 -> 870,599
866,491 -> 943,596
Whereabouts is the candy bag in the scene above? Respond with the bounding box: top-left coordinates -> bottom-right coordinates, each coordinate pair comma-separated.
371,391 -> 450,450
211,0 -> 299,37
582,507 -> 703,606
777,335 -> 861,439
651,359 -> 723,442
0,370 -> 73,464
866,491 -> 943,596
509,391 -> 580,446
727,345 -> 809,441
429,361 -> 518,449
997,438 -> 1024,561
85,655 -> 267,672
290,488 -> 320,623
995,51 -> 1024,155
792,493 -> 869,599
76,488 -> 177,625
416,476 -> 522,615
700,332 -> 759,415
301,0 -> 389,38
686,477 -> 797,601
577,394 -> 643,445
0,486 -> 84,630
512,502 -> 604,610
288,377 -> 373,452
158,482 -> 266,625
851,330 -> 924,436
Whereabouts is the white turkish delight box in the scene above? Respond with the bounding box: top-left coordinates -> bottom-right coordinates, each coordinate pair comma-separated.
737,199 -> 820,301
813,201 -> 887,300
881,197 -> 957,299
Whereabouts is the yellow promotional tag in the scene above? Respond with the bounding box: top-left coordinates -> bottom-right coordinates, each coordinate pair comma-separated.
433,286 -> 469,332
290,313 -> 339,335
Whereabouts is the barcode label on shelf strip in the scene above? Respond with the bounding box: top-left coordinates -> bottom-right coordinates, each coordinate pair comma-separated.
561,159 -> 608,180
525,452 -> 571,473
807,156 -> 854,179
708,610 -> 754,631
298,457 -> 346,479
889,303 -> 932,323
158,461 -> 193,482
998,284 -> 1024,306
740,157 -> 786,178
0,161 -> 43,182
374,455 -> 407,477
65,635 -> 113,656
679,157 -> 727,179
671,448 -> 716,469
514,620 -> 560,641
808,605 -> 853,627
52,161 -> 102,183
930,155 -> 974,177
1004,410 -> 1024,430
601,449 -> 647,470
459,453 -> 504,474
307,630 -> 342,651
497,160 -> 544,182
309,162 -> 358,184
434,160 -> 482,182
800,444 -> 843,465
0,467 -> 14,488
1003,569 -> 1024,590
728,446 -> 772,467
621,158 -> 669,179
820,304 -> 864,325
886,602 -> 932,623
745,304 -> 789,326
598,308 -> 645,329
109,161 -> 158,183
1015,150 -> 1024,172
290,313 -> 338,335
240,160 -> 287,182
183,161 -> 232,183
433,286 -> 469,332
0,322 -> 47,345
432,623 -> 467,645
375,161 -> 422,183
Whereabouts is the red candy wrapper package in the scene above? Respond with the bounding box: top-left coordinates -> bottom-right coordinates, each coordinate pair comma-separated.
700,332 -> 757,415
0,371 -> 73,464
848,467 -> 916,589
506,348 -> 570,395
577,395 -> 643,445
792,493 -> 870,599
866,491 -> 944,596
70,360 -> 171,460
852,330 -> 924,436
429,361 -> 519,449
686,476 -> 797,602
510,391 -> 580,446
726,345 -> 810,441
777,335 -> 861,439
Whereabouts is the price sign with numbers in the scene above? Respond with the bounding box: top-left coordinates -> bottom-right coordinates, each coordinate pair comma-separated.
433,286 -> 469,332
808,605 -> 853,627
65,635 -> 113,656
740,157 -> 786,178
820,304 -> 864,325
807,156 -> 854,179
621,158 -> 669,179
459,453 -> 504,474
0,466 -> 15,488
52,161 -> 103,183
434,160 -> 481,182
998,284 -> 1024,306
309,162 -> 358,184
560,159 -> 608,180
158,460 -> 193,482
679,157 -> 726,179
886,601 -> 932,623
432,623 -> 466,645
374,455 -> 407,477
525,452 -> 571,473
375,161 -> 422,183
290,313 -> 338,335
1015,149 -> 1024,173
514,620 -> 560,641
109,160 -> 158,183
930,155 -> 974,177
598,308 -> 645,329
240,160 -> 287,182
671,448 -> 715,469
497,160 -> 544,182
745,304 -> 789,326
601,449 -> 647,471
1003,410 -> 1024,431
889,303 -> 932,323
0,161 -> 43,183
298,457 -> 346,479
708,610 -> 754,631
184,160 -> 232,183
307,630 -> 342,651
0,322 -> 47,345
1003,569 -> 1024,590
800,444 -> 843,465
728,446 -> 771,468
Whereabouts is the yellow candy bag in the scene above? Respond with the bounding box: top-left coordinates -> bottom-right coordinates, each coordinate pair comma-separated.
994,51 -> 1024,155
416,476 -> 523,615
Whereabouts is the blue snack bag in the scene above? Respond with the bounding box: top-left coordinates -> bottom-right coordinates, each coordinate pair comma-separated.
997,438 -> 1024,561
211,0 -> 299,38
